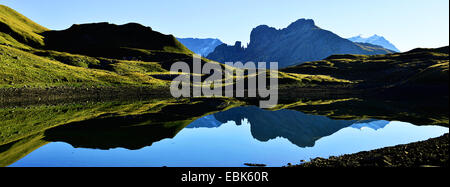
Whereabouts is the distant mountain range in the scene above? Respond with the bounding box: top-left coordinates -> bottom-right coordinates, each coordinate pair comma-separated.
177,38 -> 223,57
351,120 -> 390,130
348,35 -> 400,52
207,19 -> 394,68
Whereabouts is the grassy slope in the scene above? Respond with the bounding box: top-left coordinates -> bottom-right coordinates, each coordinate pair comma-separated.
1,42 -> 350,89
0,5 -> 186,88
0,5 -> 353,90
0,133 -> 47,167
0,45 -> 172,88
282,47 -> 449,90
0,101 -> 156,145
0,5 -> 47,48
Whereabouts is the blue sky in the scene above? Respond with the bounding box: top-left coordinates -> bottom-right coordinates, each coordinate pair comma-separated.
2,0 -> 449,51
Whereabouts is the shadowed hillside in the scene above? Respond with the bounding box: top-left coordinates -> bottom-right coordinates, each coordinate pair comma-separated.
43,22 -> 192,58
282,46 -> 449,95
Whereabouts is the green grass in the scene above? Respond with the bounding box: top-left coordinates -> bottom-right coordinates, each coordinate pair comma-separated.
0,99 -> 175,146
0,32 -> 31,49
0,97 -> 243,146
0,45 -> 175,88
282,46 -> 449,89
0,5 -> 47,48
32,50 -> 102,68
272,98 -> 360,110
110,59 -> 168,75
0,44 -> 262,89
278,71 -> 354,87
0,133 -> 47,167
407,61 -> 449,84
0,101 -> 149,145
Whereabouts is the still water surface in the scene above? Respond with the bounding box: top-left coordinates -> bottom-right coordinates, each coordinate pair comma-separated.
9,106 -> 448,167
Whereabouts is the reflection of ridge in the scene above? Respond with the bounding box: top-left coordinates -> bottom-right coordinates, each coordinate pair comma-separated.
41,99 -> 235,150
184,107 -> 394,148
214,106 -> 357,148
351,120 -> 390,130
186,115 -> 222,128
43,114 -> 186,150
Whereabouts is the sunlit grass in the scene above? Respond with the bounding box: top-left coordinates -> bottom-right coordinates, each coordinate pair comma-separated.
0,5 -> 47,47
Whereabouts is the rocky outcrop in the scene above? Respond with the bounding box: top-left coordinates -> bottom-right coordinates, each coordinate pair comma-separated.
207,19 -> 393,68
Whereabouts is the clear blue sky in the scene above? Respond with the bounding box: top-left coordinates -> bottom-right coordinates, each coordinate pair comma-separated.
2,0 -> 449,51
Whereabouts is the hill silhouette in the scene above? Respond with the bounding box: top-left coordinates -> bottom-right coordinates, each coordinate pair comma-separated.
282,46 -> 449,95
43,22 -> 192,58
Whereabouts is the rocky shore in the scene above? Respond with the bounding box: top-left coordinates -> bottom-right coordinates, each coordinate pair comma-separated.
292,133 -> 449,167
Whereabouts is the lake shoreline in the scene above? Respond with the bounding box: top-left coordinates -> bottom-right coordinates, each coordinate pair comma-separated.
290,133 -> 449,167
0,86 -> 173,107
0,86 -> 360,107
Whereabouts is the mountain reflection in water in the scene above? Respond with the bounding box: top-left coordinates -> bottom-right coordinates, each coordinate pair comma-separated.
188,106 -> 390,148
3,105 -> 448,167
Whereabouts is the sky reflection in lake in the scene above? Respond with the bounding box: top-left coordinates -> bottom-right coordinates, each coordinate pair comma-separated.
10,107 -> 449,167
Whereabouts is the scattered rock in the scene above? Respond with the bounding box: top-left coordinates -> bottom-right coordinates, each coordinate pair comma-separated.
244,163 -> 267,167
290,134 -> 449,167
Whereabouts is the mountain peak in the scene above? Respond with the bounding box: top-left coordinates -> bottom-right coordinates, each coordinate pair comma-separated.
286,19 -> 316,30
208,19 -> 392,68
369,34 -> 384,40
348,34 -> 400,52
252,24 -> 277,33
